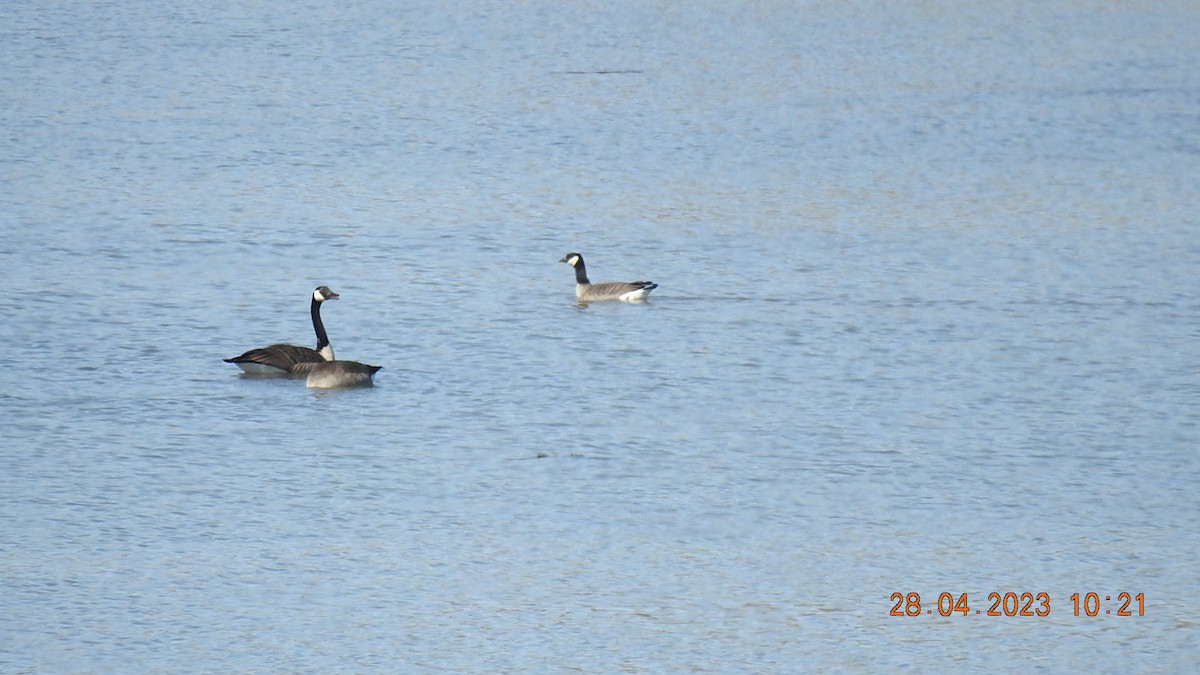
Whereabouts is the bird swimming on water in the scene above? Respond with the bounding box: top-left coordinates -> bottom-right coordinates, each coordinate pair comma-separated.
559,252 -> 658,302
224,286 -> 340,376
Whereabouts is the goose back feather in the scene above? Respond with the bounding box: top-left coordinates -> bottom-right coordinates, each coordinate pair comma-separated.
226,343 -> 330,375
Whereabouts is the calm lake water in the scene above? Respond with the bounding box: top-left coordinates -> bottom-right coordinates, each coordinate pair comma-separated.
3,0 -> 1199,672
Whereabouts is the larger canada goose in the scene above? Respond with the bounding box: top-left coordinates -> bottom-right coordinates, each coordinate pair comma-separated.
224,286 -> 338,376
559,252 -> 658,302
306,360 -> 382,389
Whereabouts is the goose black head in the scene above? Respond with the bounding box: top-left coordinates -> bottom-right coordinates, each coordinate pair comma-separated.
559,252 -> 583,267
313,286 -> 340,302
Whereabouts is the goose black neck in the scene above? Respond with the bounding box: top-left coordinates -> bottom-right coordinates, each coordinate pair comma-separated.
311,296 -> 330,350
573,261 -> 590,285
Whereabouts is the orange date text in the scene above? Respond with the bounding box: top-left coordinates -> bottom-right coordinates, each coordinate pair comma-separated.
888,592 -> 1145,618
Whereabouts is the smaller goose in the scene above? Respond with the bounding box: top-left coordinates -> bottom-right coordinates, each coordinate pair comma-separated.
559,252 -> 658,302
225,286 -> 339,375
306,360 -> 382,389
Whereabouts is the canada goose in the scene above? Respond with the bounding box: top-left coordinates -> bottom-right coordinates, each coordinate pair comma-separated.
306,361 -> 382,389
559,252 -> 658,302
225,286 -> 338,376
